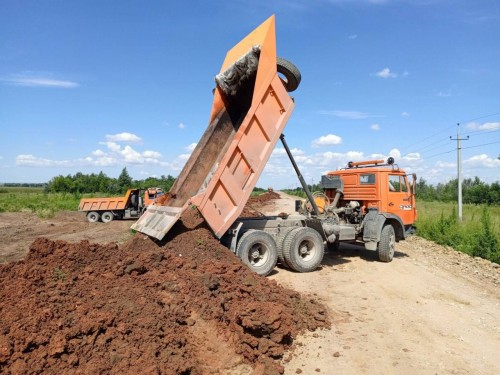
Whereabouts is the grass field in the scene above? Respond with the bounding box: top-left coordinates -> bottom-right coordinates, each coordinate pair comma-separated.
0,187 -> 95,217
416,201 -> 500,263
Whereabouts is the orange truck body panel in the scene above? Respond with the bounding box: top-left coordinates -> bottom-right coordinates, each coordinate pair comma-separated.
132,15 -> 295,240
79,188 -> 161,213
79,189 -> 135,212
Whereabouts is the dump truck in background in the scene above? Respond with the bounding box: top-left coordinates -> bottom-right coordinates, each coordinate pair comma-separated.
132,15 -> 417,276
79,188 -> 163,223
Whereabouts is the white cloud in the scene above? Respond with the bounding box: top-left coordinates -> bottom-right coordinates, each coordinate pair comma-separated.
143,150 -> 162,159
272,147 -> 305,157
464,154 -> 500,168
105,132 -> 142,143
100,141 -> 121,153
91,149 -> 106,157
370,123 -> 380,131
17,134 -> 167,169
437,90 -> 452,97
401,112 -> 410,117
465,121 -> 500,131
1,73 -> 79,88
348,34 -> 358,39
16,154 -> 75,167
178,123 -> 186,129
312,134 -> 342,147
317,110 -> 373,120
375,68 -> 397,78
185,143 -> 197,152
435,161 -> 455,168
389,149 -> 401,159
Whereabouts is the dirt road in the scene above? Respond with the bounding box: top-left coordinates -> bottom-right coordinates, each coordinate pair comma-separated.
261,193 -> 500,375
1,194 -> 499,374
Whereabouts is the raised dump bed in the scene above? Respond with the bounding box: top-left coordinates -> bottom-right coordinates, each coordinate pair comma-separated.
132,16 -> 296,240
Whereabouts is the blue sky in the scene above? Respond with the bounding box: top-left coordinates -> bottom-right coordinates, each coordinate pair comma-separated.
1,0 -> 499,189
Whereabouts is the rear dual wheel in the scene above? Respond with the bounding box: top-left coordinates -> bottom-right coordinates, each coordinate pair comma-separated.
101,211 -> 114,223
86,211 -> 100,223
282,227 -> 324,273
236,230 -> 278,276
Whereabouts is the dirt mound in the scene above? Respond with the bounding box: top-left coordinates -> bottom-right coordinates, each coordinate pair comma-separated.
0,208 -> 329,374
240,192 -> 282,217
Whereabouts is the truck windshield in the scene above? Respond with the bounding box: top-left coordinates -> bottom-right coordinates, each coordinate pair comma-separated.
389,175 -> 407,192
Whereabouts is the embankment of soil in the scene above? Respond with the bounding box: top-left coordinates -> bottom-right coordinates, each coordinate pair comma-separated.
0,206 -> 329,374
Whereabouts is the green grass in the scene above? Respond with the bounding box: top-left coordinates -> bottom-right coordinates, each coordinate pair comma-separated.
416,201 -> 500,263
0,187 -> 112,218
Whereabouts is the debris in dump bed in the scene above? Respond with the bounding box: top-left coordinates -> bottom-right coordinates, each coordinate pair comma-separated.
0,207 -> 330,374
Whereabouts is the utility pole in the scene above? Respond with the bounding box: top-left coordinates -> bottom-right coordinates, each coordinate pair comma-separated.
450,123 -> 469,222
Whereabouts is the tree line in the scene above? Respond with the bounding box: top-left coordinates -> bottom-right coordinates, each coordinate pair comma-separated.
416,177 -> 500,205
45,168 -> 175,195
283,176 -> 500,205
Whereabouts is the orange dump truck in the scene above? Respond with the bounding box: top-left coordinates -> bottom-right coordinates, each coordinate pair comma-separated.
132,16 -> 417,276
79,188 -> 163,223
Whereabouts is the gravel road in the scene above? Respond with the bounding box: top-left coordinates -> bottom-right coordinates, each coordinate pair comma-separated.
263,192 -> 500,375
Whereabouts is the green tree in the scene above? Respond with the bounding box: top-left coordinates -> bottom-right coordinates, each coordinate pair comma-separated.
117,167 -> 133,193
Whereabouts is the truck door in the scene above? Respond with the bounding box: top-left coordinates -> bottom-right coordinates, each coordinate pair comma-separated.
388,174 -> 414,225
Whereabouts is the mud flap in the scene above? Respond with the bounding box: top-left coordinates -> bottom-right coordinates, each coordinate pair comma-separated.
362,209 -> 382,243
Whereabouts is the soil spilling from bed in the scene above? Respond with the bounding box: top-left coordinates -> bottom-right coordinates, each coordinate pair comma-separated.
0,193 -> 329,374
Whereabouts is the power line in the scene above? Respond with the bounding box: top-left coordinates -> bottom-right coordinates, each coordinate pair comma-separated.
418,138 -> 452,154
462,128 -> 500,137
403,111 -> 499,155
462,140 -> 500,150
425,149 -> 455,159
424,140 -> 500,160
458,111 -> 500,124
403,124 -> 455,151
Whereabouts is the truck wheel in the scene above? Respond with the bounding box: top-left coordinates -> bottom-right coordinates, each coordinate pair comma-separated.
236,230 -> 278,276
101,211 -> 114,223
86,211 -> 100,223
283,227 -> 324,273
275,227 -> 296,267
277,57 -> 301,92
377,224 -> 395,262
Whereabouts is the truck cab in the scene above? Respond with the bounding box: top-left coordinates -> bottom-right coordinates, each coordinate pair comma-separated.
319,158 -> 417,261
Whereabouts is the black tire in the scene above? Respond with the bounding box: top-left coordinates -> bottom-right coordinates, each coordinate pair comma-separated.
86,211 -> 100,223
130,194 -> 138,207
236,230 -> 278,276
377,224 -> 395,262
101,211 -> 114,223
275,227 -> 296,267
277,57 -> 301,92
283,227 -> 324,272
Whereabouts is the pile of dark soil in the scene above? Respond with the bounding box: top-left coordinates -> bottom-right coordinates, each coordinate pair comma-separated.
0,208 -> 329,374
240,191 -> 282,217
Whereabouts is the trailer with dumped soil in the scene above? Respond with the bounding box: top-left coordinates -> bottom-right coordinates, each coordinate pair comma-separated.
133,15 -> 417,276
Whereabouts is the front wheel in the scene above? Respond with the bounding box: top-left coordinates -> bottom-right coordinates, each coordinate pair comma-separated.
377,224 -> 395,262
236,230 -> 278,276
86,211 -> 100,223
283,227 -> 324,273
